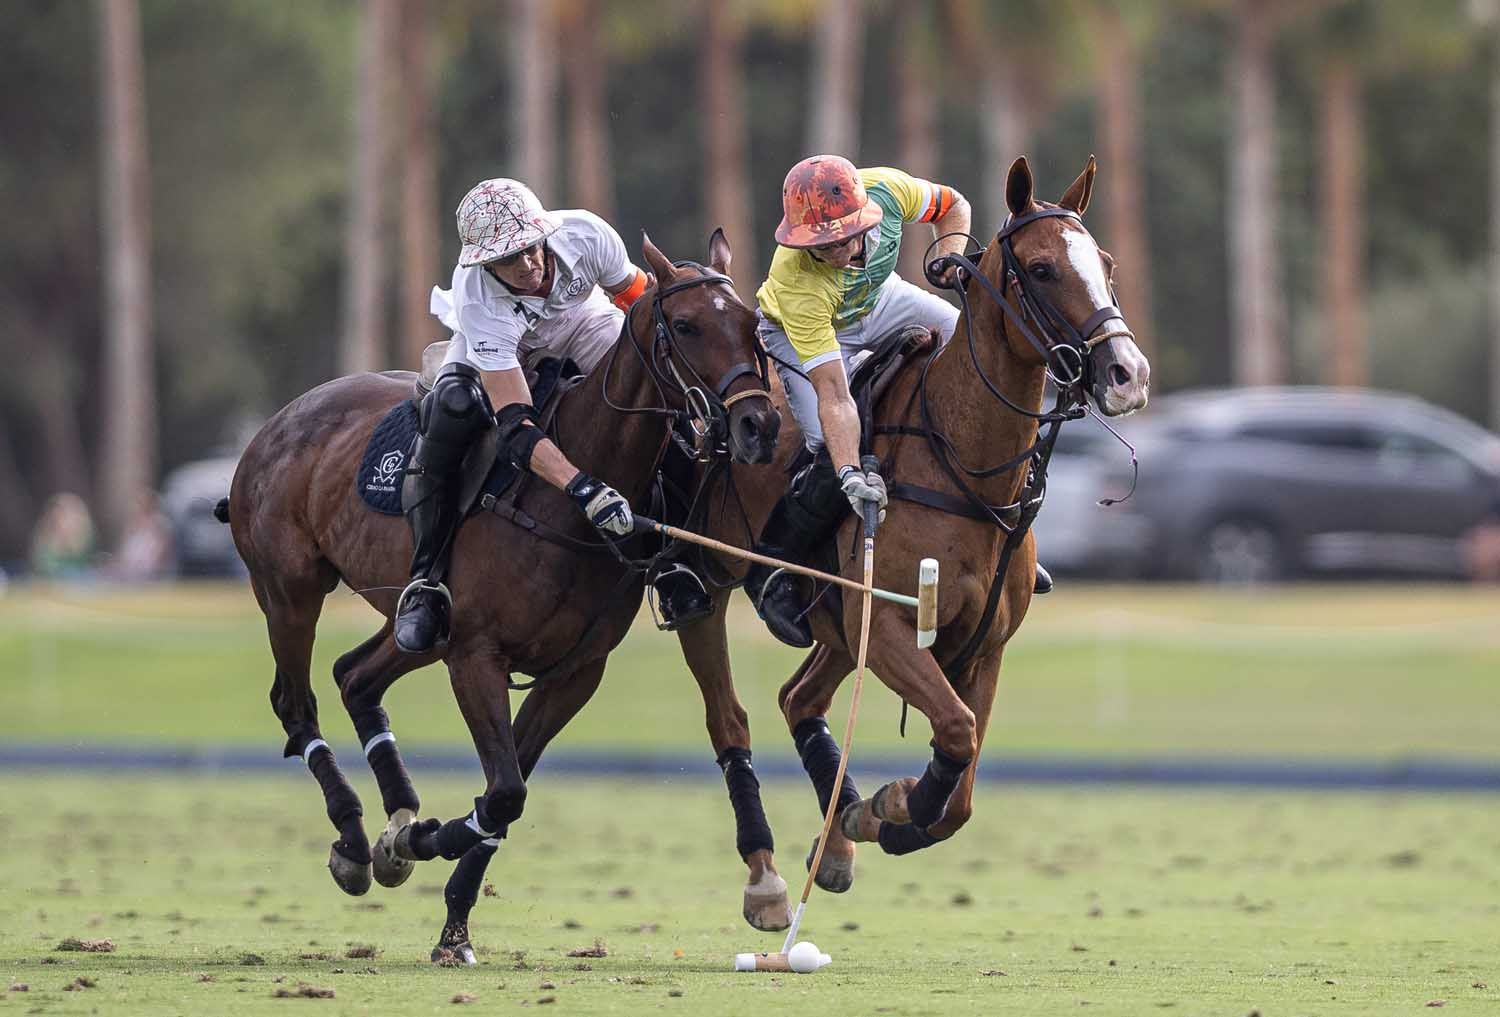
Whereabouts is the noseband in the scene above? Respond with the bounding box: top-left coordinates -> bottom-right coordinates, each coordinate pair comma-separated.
933,207 -> 1136,395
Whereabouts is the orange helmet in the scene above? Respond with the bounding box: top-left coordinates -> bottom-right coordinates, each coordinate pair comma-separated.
774,155 -> 884,249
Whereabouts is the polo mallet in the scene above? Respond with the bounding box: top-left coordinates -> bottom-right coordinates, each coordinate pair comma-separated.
632,505 -> 939,648
730,456 -> 890,974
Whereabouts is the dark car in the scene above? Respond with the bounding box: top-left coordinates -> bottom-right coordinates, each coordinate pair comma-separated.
160,455 -> 245,577
1109,387 -> 1500,582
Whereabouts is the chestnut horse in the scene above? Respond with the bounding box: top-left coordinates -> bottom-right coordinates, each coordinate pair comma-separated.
427,156 -> 1152,940
226,233 -> 778,958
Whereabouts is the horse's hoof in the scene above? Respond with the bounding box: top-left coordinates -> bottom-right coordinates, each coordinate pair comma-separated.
431,943 -> 477,967
327,842 -> 373,897
393,817 -> 440,861
872,777 -> 920,824
372,809 -> 417,888
742,870 -> 791,931
839,799 -> 882,843
805,836 -> 854,894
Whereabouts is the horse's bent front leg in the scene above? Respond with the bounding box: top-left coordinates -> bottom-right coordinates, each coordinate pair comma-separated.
841,604 -> 980,856
395,642 -> 527,864
778,643 -> 859,893
677,596 -> 788,931
334,621 -> 432,888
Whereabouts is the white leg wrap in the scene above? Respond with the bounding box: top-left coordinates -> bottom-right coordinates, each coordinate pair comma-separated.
302,739 -> 330,766
362,731 -> 396,758
464,809 -> 495,838
480,837 -> 501,848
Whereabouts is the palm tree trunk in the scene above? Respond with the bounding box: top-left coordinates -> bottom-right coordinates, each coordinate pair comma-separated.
564,0 -> 614,220
979,62 -> 1031,235
699,0 -> 756,295
1227,0 -> 1284,386
895,1 -> 940,291
1320,56 -> 1364,388
510,0 -> 558,199
98,0 -> 156,545
341,0 -> 398,374
1095,6 -> 1155,357
398,0 -> 441,371
1490,15 -> 1500,428
808,0 -> 865,157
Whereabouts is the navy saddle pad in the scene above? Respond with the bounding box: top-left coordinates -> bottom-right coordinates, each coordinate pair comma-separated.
355,401 -> 518,516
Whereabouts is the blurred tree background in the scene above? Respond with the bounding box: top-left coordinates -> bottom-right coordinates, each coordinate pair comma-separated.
0,0 -> 1491,561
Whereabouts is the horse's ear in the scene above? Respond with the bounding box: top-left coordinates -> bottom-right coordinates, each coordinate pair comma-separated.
1005,156 -> 1035,216
707,227 -> 732,276
1060,154 -> 1096,215
641,231 -> 675,284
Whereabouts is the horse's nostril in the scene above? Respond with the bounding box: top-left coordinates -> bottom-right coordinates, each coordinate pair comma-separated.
1108,363 -> 1131,388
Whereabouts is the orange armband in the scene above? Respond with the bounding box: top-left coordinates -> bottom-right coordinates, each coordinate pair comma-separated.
920,185 -> 958,224
611,268 -> 649,311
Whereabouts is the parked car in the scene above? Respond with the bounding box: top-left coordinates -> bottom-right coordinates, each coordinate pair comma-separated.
1033,420 -> 1154,578
160,455 -> 244,577
1094,387 -> 1500,582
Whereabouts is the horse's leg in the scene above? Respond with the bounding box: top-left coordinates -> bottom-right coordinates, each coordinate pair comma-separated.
255,571 -> 373,896
333,620 -> 434,888
393,640 -> 526,862
677,596 -> 788,931
839,606 -> 984,856
427,657 -> 608,965
921,647 -> 1004,841
778,642 -> 859,893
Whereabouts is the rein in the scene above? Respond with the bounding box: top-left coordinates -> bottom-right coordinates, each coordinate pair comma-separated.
877,209 -> 1135,676
497,264 -> 770,687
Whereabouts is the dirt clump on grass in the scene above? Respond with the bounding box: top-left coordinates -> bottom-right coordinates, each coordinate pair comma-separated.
56,937 -> 115,953
64,976 -> 97,990
344,944 -> 381,959
567,940 -> 607,958
273,982 -> 335,999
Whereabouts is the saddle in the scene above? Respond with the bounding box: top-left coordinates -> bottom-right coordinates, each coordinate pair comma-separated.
355,346 -> 583,517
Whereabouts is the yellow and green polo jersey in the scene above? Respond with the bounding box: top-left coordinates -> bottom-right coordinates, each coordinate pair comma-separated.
756,166 -> 957,366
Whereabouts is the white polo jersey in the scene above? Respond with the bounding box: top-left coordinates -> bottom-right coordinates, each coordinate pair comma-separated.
431,209 -> 632,374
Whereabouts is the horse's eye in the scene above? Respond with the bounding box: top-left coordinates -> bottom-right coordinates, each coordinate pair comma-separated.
1028,262 -> 1054,282
672,319 -> 697,337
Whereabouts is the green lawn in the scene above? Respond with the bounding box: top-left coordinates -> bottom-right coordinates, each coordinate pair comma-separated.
0,776 -> 1495,1015
4,581 -> 1499,759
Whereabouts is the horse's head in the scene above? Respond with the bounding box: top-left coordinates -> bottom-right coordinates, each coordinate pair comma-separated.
979,156 -> 1151,417
630,230 -> 780,464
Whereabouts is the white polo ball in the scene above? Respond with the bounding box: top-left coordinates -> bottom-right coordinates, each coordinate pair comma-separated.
787,940 -> 825,973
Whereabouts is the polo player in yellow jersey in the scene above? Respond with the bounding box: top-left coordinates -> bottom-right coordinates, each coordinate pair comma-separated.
744,155 -> 1050,648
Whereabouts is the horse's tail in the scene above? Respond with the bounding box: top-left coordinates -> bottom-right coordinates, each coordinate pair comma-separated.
213,496 -> 230,524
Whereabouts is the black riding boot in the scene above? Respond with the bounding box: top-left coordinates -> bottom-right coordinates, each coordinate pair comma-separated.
743,455 -> 848,648
395,364 -> 491,655
1034,562 -> 1053,594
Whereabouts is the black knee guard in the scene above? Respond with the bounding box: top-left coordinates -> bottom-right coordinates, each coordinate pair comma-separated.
411,362 -> 493,478
495,402 -> 544,471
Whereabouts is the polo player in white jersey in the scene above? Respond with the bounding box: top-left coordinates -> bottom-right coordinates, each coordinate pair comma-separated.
395,179 -> 659,655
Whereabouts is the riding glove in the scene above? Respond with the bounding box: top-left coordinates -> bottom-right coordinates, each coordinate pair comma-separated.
838,465 -> 888,525
565,472 -> 634,537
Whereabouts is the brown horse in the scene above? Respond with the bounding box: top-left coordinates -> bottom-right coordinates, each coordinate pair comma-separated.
425,157 -> 1151,941
225,232 -> 778,957
670,155 -> 1151,909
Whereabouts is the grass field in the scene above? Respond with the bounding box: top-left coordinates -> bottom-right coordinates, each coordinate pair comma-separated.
4,581 -> 1499,759
0,776 -> 1496,1016
1,582 -> 1498,1014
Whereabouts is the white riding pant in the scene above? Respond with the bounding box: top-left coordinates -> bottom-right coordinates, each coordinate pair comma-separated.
758,274 -> 959,453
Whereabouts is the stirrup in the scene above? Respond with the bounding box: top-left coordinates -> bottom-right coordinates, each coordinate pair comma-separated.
395,577 -> 452,620
646,562 -> 711,632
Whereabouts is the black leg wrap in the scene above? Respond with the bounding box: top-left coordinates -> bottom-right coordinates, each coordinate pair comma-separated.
352,708 -> 419,815
904,744 -> 971,829
718,748 -> 775,859
431,798 -> 506,861
444,841 -> 499,926
793,717 -> 860,817
878,821 -> 941,856
307,748 -> 363,829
